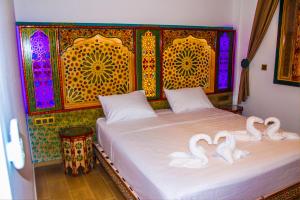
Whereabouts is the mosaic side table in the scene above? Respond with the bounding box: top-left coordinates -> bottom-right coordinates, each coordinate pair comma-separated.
60,126 -> 93,176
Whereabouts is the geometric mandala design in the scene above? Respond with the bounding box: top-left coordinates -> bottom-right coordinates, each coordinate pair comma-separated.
61,34 -> 135,109
163,35 -> 215,93
141,31 -> 156,97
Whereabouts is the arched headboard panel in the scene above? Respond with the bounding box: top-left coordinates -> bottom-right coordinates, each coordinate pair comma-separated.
61,34 -> 135,109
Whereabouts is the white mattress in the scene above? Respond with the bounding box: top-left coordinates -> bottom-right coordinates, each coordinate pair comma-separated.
96,108 -> 300,200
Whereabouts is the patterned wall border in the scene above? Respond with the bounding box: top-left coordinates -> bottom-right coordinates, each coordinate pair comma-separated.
136,29 -> 161,99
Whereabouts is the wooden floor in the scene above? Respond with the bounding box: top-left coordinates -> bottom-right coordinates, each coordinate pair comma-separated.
35,164 -> 126,200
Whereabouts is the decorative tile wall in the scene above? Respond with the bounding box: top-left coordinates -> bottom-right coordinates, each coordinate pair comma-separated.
28,109 -> 102,162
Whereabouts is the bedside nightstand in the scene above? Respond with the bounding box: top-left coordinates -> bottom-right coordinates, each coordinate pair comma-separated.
218,105 -> 243,115
60,126 -> 94,176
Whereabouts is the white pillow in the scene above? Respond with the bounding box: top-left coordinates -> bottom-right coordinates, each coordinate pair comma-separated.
98,90 -> 157,124
164,87 -> 214,113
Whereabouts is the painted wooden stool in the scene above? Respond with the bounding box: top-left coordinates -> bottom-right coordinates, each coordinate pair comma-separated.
60,126 -> 93,176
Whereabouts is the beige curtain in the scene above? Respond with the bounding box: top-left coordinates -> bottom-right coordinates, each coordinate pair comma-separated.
238,0 -> 279,103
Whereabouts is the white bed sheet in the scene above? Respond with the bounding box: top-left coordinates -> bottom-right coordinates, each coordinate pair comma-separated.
96,108 -> 300,200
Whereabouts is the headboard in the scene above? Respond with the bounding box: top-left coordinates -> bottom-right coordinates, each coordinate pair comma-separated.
61,34 -> 135,109
17,23 -> 235,163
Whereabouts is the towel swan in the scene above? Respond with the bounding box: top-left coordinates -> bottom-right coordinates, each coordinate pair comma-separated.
169,134 -> 212,168
264,117 -> 284,140
189,134 -> 212,162
264,117 -> 300,140
233,116 -> 264,141
214,131 -> 249,164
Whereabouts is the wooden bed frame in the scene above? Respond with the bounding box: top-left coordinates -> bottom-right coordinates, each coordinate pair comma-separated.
93,143 -> 300,200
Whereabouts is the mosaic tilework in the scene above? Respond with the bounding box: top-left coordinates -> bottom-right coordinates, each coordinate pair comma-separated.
163,36 -> 215,93
61,35 -> 135,109
28,108 -> 103,163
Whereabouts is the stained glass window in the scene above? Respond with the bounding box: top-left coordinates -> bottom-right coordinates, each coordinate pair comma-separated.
218,32 -> 231,90
30,30 -> 55,109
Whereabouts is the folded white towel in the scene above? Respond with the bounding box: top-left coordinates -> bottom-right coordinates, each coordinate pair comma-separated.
264,117 -> 300,140
232,116 -> 264,141
264,117 -> 284,140
189,134 -> 212,160
169,134 -> 212,168
214,131 -> 250,164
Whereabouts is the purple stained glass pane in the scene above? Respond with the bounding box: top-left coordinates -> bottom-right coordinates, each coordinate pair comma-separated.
30,30 -> 55,109
218,32 -> 231,90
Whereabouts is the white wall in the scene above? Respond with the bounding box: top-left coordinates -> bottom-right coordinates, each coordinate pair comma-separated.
14,0 -> 236,26
234,0 -> 300,132
0,0 -> 35,199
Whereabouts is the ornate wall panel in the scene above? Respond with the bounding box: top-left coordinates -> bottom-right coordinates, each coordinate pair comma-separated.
136,29 -> 161,99
217,31 -> 234,91
59,28 -> 134,52
61,34 -> 135,109
163,35 -> 215,93
163,30 -> 217,51
30,30 -> 55,109
17,23 -> 235,163
19,28 -> 61,113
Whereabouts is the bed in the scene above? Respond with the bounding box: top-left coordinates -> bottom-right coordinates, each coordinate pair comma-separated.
94,108 -> 300,200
